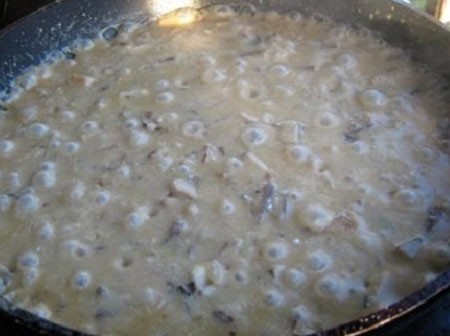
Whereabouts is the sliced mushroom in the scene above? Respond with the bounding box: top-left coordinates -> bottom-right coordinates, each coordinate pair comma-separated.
395,236 -> 425,259
171,178 -> 198,199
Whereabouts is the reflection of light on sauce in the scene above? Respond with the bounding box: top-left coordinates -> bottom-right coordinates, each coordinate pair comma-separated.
437,0 -> 450,23
159,8 -> 199,26
148,0 -> 200,26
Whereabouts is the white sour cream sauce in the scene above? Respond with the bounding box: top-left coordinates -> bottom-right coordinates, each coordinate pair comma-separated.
0,6 -> 450,336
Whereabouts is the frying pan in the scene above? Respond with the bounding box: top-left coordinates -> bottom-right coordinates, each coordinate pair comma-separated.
0,0 -> 449,335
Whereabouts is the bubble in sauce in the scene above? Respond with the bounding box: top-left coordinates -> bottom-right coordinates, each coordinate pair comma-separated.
264,289 -> 285,307
113,256 -> 134,270
95,285 -> 111,300
32,170 -> 56,189
8,172 -> 22,192
275,85 -> 296,97
154,79 -> 171,92
22,267 -> 40,286
227,157 -> 244,170
123,118 -> 140,129
286,145 -> 312,164
303,203 -> 333,232
63,141 -> 80,154
38,222 -> 55,240
62,240 -> 91,259
21,107 -> 38,122
40,161 -> 56,171
202,68 -> 227,83
359,89 -> 388,108
0,194 -> 12,212
307,250 -> 332,272
100,26 -> 119,41
319,72 -> 342,93
269,64 -> 291,77
197,54 -> 217,68
48,137 -> 61,150
144,287 -> 166,309
16,191 -> 40,214
292,304 -> 312,322
181,121 -> 205,139
125,208 -> 148,230
338,54 -> 358,70
235,58 -> 248,73
316,111 -> 339,128
130,130 -> 149,147
316,274 -> 343,299
213,4 -> 238,16
222,199 -> 236,215
81,120 -> 99,134
394,189 -> 421,207
285,268 -> 307,287
26,123 -> 50,138
156,91 -> 175,103
71,181 -> 85,200
0,140 -> 15,157
118,163 -> 131,178
17,251 -> 40,269
287,11 -> 303,22
72,271 -> 92,290
156,154 -> 173,172
60,110 -> 76,122
266,242 -> 290,260
351,141 -> 369,154
95,190 -> 111,205
30,304 -> 52,319
233,270 -> 247,284
237,80 -> 261,100
72,38 -> 95,51
177,164 -> 192,176
241,127 -> 268,146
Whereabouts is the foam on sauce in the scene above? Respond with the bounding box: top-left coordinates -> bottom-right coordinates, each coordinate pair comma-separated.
0,6 -> 450,336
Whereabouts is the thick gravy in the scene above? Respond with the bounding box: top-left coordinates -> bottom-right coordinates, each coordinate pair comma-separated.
0,6 -> 450,336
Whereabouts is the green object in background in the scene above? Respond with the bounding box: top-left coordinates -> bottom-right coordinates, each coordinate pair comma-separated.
410,0 -> 427,9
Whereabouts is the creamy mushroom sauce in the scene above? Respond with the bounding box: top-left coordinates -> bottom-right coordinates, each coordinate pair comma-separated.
0,6 -> 450,336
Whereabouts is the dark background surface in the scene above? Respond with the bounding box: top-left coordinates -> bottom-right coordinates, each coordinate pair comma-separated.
0,0 -> 450,335
0,0 -> 54,29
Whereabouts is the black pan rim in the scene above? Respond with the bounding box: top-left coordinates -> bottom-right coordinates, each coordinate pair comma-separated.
1,270 -> 449,335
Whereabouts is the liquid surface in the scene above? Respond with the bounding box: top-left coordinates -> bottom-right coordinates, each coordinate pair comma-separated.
0,6 -> 450,336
